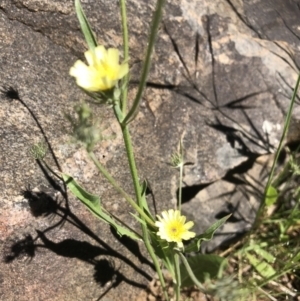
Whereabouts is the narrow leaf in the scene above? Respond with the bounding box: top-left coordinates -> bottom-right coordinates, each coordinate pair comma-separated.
63,174 -> 140,240
185,214 -> 231,253
140,180 -> 155,222
62,174 -> 101,214
75,0 -> 97,50
265,185 -> 278,206
140,180 -> 152,216
180,254 -> 226,287
252,245 -> 275,263
246,253 -> 276,278
130,212 -> 147,227
293,251 -> 300,263
148,231 -> 174,275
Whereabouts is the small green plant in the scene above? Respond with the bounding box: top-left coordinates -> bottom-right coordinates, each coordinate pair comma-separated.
36,0 -> 233,300
220,74 -> 300,300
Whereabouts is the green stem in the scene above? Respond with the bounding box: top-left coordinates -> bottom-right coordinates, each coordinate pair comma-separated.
178,163 -> 183,212
254,71 -> 300,229
177,251 -> 208,294
88,151 -> 155,227
174,253 -> 181,301
121,124 -> 169,300
122,126 -> 142,207
144,232 -> 170,301
118,1 -> 168,298
119,0 -> 129,114
123,0 -> 166,124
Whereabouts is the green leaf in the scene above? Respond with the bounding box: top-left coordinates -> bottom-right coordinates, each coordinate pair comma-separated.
148,231 -> 169,259
62,173 -> 101,213
292,250 -> 300,263
140,180 -> 148,199
62,174 -> 140,240
74,0 -> 97,50
185,214 -> 231,253
252,245 -> 275,263
148,231 -> 175,275
246,252 -> 276,278
180,254 -> 227,287
265,185 -> 278,206
130,212 -> 147,227
130,180 -> 155,226
140,180 -> 151,215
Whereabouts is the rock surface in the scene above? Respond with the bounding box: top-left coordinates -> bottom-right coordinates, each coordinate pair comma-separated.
1,0 -> 300,300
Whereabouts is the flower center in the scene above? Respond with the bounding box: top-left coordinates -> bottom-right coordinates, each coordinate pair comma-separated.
166,222 -> 184,241
171,227 -> 178,233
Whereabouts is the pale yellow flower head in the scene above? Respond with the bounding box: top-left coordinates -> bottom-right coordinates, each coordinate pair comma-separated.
70,45 -> 129,92
155,209 -> 196,248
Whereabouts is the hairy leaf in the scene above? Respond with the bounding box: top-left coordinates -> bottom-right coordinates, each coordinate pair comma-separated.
75,0 -> 98,50
185,214 -> 231,253
63,174 -> 140,240
180,254 -> 226,287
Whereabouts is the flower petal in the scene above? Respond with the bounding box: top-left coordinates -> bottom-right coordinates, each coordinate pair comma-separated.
70,45 -> 128,92
184,221 -> 194,230
69,60 -> 88,77
181,231 -> 196,240
84,49 -> 96,66
117,63 -> 129,79
107,48 -> 119,66
155,209 -> 196,248
94,45 -> 106,62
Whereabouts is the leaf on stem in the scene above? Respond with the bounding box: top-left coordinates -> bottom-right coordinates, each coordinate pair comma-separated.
75,0 -> 98,50
265,185 -> 278,206
140,180 -> 155,221
149,231 -> 175,276
180,254 -> 227,287
184,214 -> 231,253
62,174 -> 140,240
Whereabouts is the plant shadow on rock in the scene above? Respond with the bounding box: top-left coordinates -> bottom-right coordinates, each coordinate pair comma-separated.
1,85 -> 152,298
110,227 -> 154,268
180,153 -> 271,252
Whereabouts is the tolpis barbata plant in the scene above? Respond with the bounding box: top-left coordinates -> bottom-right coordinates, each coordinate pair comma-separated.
42,0 -> 232,300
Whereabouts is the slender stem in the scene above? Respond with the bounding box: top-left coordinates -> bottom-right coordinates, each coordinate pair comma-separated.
178,163 -> 183,212
144,231 -> 170,301
123,0 -> 166,124
174,253 -> 181,301
88,151 -> 155,227
122,126 -> 142,206
119,0 -> 129,114
254,71 -> 300,229
177,251 -> 208,293
121,124 -> 169,300
118,1 -> 168,298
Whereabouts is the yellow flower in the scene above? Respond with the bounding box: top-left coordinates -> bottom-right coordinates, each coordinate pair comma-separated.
155,209 -> 196,248
70,45 -> 128,92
